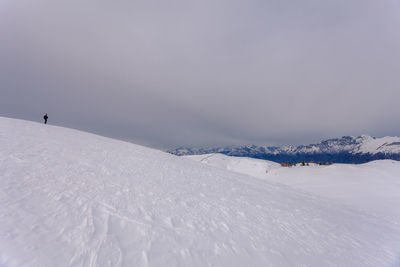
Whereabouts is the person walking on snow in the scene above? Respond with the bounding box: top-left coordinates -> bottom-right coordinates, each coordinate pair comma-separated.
43,113 -> 48,124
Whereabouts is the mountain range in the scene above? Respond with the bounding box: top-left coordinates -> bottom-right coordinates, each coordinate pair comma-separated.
168,135 -> 400,164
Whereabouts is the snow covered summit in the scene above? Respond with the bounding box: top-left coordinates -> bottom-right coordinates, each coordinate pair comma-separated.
169,135 -> 400,163
1,117 -> 400,267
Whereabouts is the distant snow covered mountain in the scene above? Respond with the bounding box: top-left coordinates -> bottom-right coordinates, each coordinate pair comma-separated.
169,135 -> 400,163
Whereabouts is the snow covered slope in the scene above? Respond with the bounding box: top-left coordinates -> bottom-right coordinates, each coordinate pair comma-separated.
185,153 -> 280,178
186,154 -> 400,222
1,117 -> 400,267
356,135 -> 400,154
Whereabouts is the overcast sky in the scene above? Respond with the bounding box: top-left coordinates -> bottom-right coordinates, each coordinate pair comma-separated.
1,0 -> 399,149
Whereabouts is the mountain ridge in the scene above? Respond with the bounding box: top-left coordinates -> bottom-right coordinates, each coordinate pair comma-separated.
168,135 -> 400,163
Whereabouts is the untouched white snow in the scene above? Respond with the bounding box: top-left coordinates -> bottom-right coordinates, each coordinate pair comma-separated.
187,154 -> 400,222
185,153 -> 281,178
1,117 -> 400,267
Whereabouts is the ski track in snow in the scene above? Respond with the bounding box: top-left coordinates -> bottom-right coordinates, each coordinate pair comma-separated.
1,117 -> 400,267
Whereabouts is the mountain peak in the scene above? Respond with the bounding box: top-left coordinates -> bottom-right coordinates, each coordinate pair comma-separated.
168,135 -> 400,163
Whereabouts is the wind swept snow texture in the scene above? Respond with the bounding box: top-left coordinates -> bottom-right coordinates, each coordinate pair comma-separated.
1,117 -> 400,267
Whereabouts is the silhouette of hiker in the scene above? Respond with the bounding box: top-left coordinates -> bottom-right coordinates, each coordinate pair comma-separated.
43,113 -> 48,124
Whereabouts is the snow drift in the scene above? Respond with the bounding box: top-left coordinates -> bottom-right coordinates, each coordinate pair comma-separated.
186,154 -> 400,222
1,117 -> 400,267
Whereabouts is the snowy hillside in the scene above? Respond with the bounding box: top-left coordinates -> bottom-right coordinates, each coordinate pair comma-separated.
185,154 -> 280,179
170,135 -> 400,163
356,135 -> 400,154
1,117 -> 400,267
186,154 -> 400,221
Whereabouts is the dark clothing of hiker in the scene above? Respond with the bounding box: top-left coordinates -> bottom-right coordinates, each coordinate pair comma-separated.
43,114 -> 48,124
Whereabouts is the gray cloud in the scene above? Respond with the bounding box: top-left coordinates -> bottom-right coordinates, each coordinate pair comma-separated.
1,0 -> 399,148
